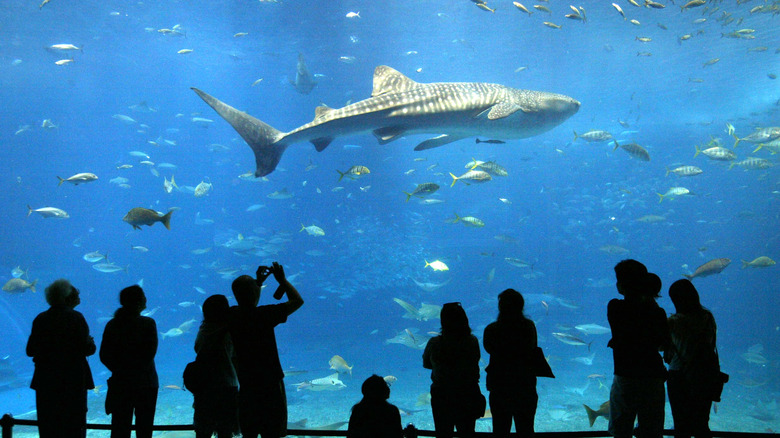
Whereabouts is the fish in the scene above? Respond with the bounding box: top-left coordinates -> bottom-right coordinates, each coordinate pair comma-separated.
48,43 -> 81,52
386,328 -> 429,350
450,170 -> 492,187
612,3 -> 626,20
192,66 -> 579,177
741,257 -> 775,269
2,278 -> 37,293
193,181 -> 212,197
504,257 -> 532,268
575,323 -> 611,335
267,188 -> 294,199
112,114 -> 137,124
57,173 -> 98,186
92,263 -> 128,274
583,401 -> 610,427
733,127 -> 780,148
552,332 -> 592,349
475,138 -> 506,144
160,328 -> 184,339
11,266 -> 27,278
123,208 -> 173,230
404,183 -> 440,201
449,213 -> 485,227
613,141 -> 650,161
346,11 -> 360,18
27,205 -> 69,219
473,161 -> 508,176
657,187 -> 691,202
328,355 -> 352,375
666,165 -> 702,177
163,175 -> 178,193
411,278 -> 451,292
83,251 -> 108,263
728,157 -> 773,171
684,258 -> 730,280
300,224 -> 325,236
337,165 -> 370,181
513,2 -> 532,14
573,130 -> 613,142
424,260 -> 449,271
290,53 -> 317,95
294,373 -> 346,391
681,0 -> 705,10
694,145 -> 736,161
177,49 -> 193,54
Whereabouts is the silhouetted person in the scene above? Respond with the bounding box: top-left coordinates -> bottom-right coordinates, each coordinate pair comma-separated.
100,285 -> 159,438
607,260 -> 670,438
193,294 -> 239,438
422,302 -> 482,438
26,279 -> 95,438
665,279 -> 717,438
229,261 -> 304,438
483,289 -> 539,438
347,374 -> 403,438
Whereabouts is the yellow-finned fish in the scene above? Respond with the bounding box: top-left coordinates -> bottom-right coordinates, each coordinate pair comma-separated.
300,224 -> 325,236
424,260 -> 449,271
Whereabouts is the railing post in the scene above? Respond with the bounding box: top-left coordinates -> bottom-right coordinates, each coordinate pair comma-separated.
404,423 -> 418,438
1,414 -> 13,438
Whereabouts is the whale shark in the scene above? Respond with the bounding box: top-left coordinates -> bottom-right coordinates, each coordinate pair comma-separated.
192,65 -> 580,177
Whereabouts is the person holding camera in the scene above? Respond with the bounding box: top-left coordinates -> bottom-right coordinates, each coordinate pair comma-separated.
228,262 -> 303,438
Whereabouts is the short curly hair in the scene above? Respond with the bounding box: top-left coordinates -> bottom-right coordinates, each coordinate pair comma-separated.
45,279 -> 75,307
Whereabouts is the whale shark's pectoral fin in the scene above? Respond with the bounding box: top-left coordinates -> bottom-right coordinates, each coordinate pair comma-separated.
481,100 -> 526,120
414,134 -> 466,151
311,137 -> 334,152
372,126 -> 406,144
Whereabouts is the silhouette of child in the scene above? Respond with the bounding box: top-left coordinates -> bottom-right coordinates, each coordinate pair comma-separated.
347,375 -> 402,438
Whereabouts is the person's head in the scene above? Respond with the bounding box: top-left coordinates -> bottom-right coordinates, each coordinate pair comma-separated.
669,279 -> 702,314
119,285 -> 146,314
440,302 -> 471,338
232,275 -> 260,307
361,374 -> 390,402
202,294 -> 230,323
644,272 -> 662,299
614,259 -> 648,297
497,288 -> 525,322
45,279 -> 79,308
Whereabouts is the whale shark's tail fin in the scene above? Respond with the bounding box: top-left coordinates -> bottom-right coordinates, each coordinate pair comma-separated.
191,88 -> 287,177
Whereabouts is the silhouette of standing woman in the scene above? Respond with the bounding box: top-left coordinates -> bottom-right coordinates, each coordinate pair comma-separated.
100,285 -> 159,438
193,294 -> 239,438
27,279 -> 95,438
483,289 -> 539,438
666,279 -> 718,438
423,302 -> 483,438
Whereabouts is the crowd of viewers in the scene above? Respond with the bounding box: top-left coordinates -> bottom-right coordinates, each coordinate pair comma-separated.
25,258 -> 721,438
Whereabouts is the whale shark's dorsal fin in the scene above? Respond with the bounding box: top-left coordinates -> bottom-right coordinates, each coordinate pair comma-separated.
371,66 -> 420,97
314,104 -> 334,119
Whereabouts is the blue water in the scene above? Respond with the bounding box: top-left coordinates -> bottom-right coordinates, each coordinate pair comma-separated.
1,0 -> 779,434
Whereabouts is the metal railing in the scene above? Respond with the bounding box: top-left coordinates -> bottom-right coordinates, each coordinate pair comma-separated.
2,414 -> 778,438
